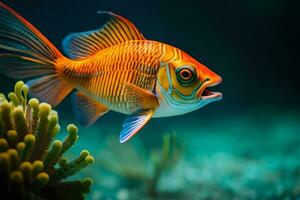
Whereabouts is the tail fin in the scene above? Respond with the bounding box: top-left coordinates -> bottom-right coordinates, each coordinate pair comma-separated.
0,2 -> 73,106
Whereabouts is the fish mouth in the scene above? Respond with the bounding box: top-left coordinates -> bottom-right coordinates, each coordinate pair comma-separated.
201,89 -> 223,101
196,77 -> 223,101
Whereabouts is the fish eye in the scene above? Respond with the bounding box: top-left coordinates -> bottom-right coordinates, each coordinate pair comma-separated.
180,69 -> 192,80
176,66 -> 197,86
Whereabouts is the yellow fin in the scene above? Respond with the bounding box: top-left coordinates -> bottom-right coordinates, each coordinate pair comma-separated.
62,12 -> 145,59
72,92 -> 109,126
121,82 -> 158,111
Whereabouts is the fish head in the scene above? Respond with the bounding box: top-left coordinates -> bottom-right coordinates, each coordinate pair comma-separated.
155,49 -> 222,117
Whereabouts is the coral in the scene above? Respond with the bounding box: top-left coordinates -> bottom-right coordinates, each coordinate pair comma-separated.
0,81 -> 94,200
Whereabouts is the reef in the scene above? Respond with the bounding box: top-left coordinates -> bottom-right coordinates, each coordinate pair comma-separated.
0,81 -> 94,200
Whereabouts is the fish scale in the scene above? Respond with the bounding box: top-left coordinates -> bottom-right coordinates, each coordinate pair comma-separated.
62,41 -> 161,110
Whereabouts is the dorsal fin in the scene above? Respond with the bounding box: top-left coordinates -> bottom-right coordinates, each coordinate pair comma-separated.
62,12 -> 145,59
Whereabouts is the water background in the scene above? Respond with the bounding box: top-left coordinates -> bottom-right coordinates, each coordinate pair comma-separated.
0,0 -> 299,199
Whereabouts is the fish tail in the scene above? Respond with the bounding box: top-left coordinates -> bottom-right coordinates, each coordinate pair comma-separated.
0,2 -> 73,106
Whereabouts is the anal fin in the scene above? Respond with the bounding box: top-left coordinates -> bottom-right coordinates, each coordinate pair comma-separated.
72,92 -> 109,126
27,75 -> 73,107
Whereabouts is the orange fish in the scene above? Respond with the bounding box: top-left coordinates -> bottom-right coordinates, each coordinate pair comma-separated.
0,3 -> 222,143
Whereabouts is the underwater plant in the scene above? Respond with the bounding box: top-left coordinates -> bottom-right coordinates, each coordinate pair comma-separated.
148,134 -> 183,195
97,133 -> 183,198
0,81 -> 94,200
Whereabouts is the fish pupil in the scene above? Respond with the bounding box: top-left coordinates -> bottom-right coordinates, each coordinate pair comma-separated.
176,66 -> 197,87
181,70 -> 191,79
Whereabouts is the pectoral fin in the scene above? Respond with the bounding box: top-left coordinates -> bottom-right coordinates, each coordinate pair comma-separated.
121,82 -> 158,111
72,92 -> 109,126
120,109 -> 154,143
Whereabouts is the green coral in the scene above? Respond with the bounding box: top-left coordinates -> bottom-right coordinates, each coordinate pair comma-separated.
0,81 -> 94,200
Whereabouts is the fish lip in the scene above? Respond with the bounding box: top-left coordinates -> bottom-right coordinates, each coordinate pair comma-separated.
196,78 -> 222,101
202,90 -> 223,101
